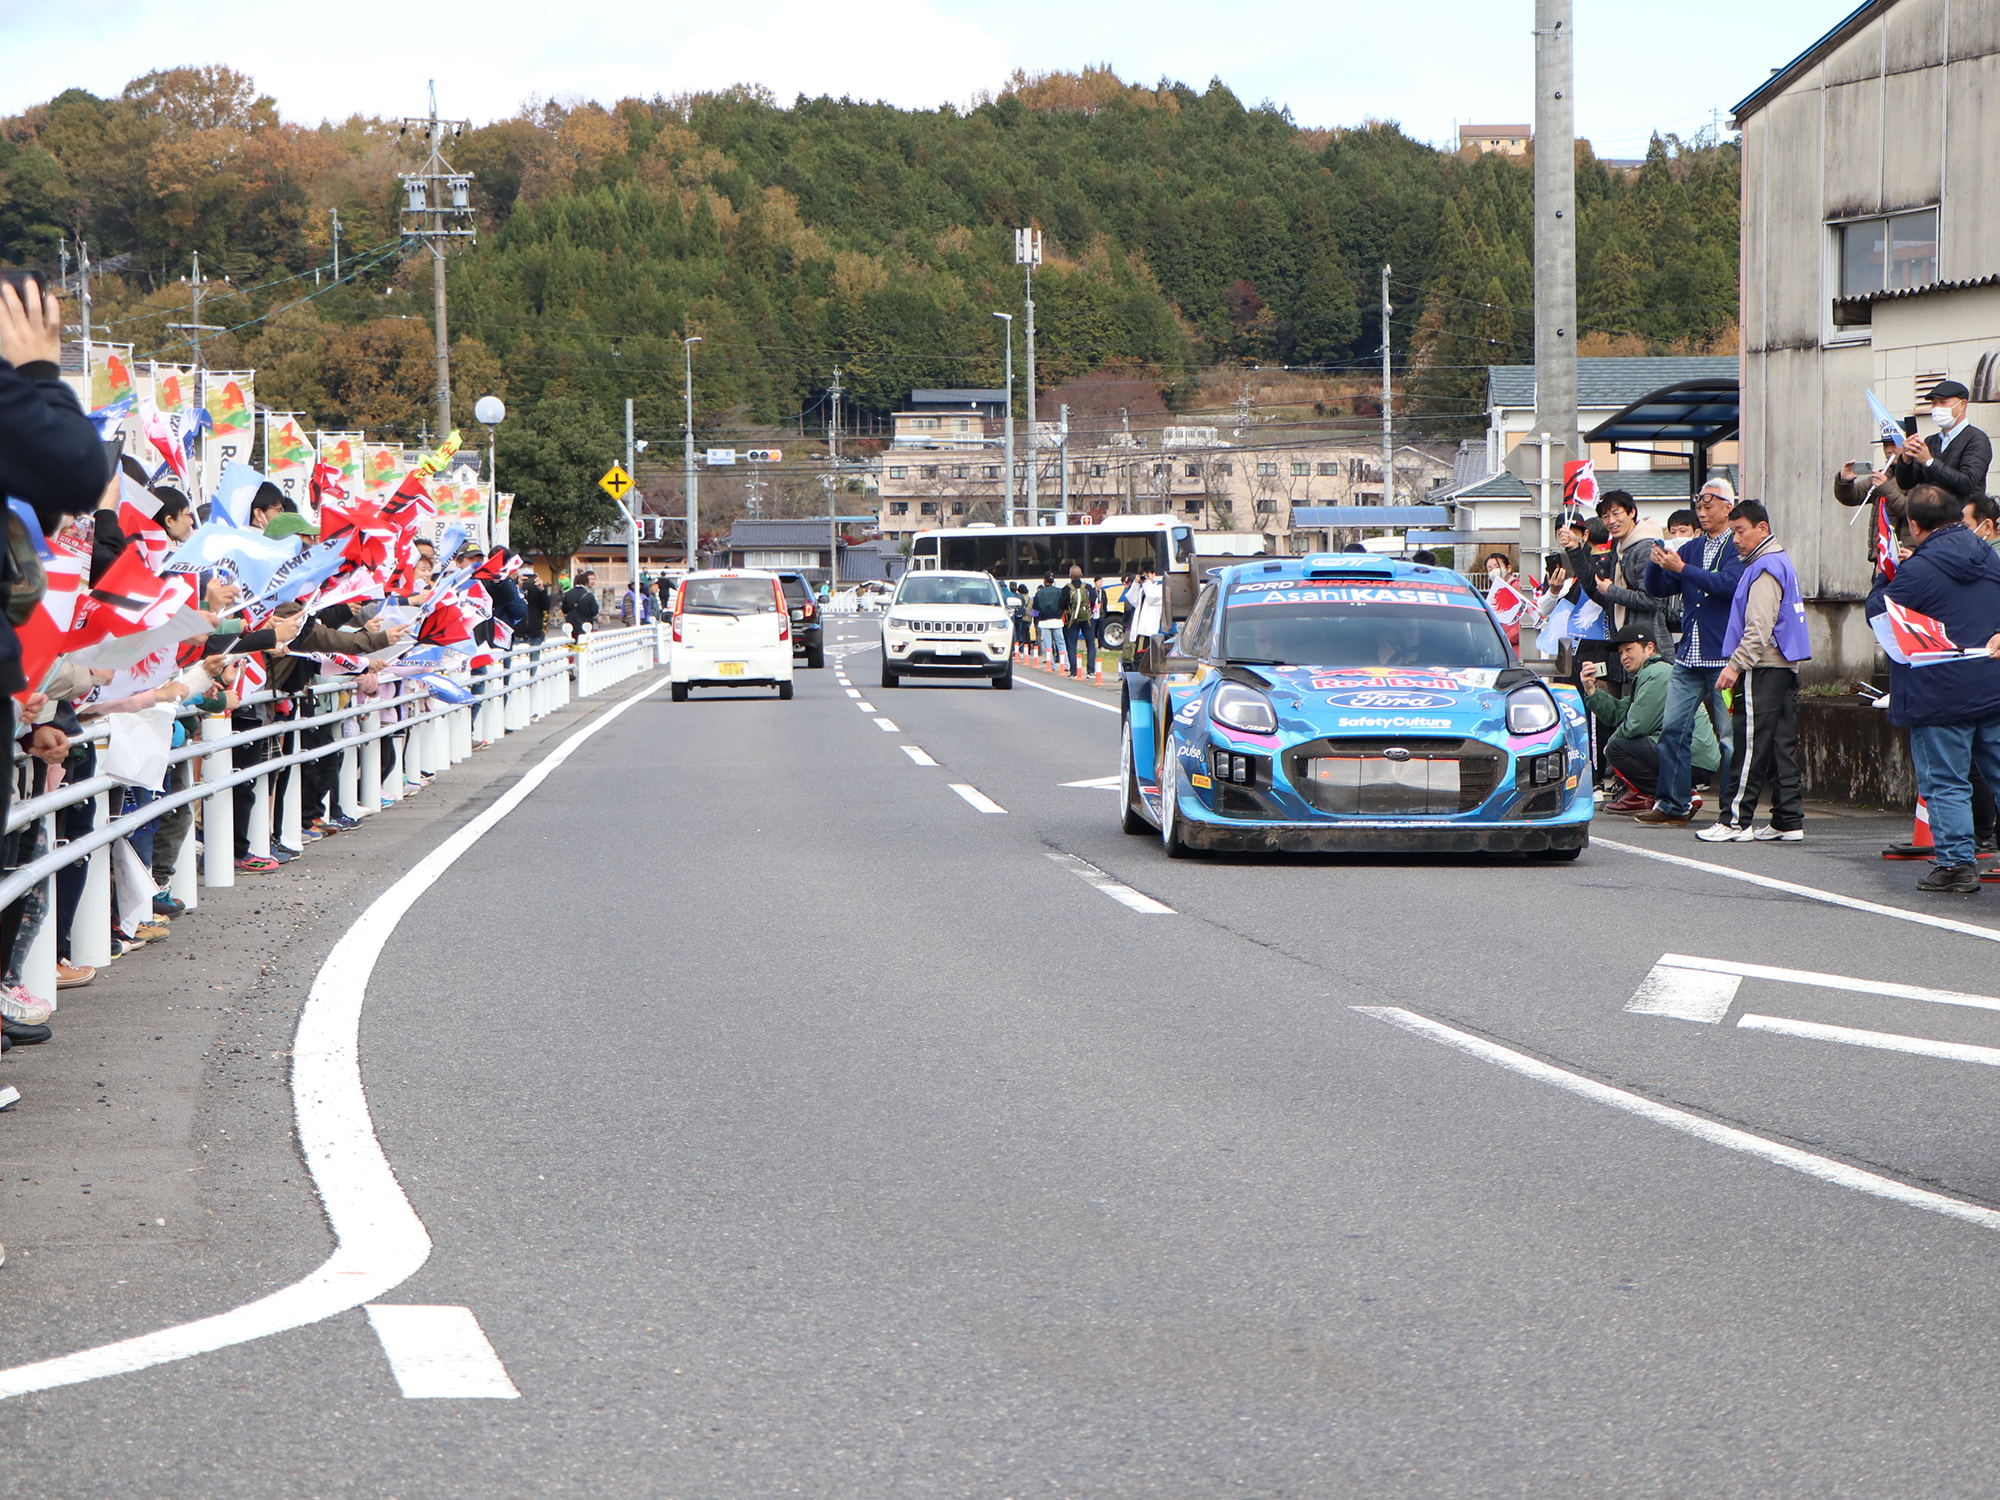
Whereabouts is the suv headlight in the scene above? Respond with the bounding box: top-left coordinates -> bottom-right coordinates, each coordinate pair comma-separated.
1212,682 -> 1278,734
986,618 -> 1009,632
1505,686 -> 1559,735
885,613 -> 911,630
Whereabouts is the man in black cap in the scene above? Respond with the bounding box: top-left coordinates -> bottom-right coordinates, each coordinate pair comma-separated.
1578,622 -> 1721,816
1894,379 -> 1991,503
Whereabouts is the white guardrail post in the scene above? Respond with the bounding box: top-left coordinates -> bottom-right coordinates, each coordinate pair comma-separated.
201,714 -> 234,889
359,708 -> 381,813
75,786 -> 112,968
281,731 -> 304,849
246,761 -> 271,859
25,810 -> 57,1000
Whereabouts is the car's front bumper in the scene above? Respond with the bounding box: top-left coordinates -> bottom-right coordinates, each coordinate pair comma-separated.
883,637 -> 1012,673
1172,817 -> 1590,855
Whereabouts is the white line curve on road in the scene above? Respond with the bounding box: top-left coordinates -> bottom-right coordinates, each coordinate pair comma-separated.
0,675 -> 671,1402
1356,1005 -> 2000,1234
1596,837 -> 2000,946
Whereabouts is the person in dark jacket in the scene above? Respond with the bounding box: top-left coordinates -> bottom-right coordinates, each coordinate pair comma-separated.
1866,484 -> 2000,893
1893,379 -> 1991,506
1637,481 -> 1745,825
1031,572 -> 1066,668
561,571 -> 599,638
1560,490 -> 1673,661
519,573 -> 549,642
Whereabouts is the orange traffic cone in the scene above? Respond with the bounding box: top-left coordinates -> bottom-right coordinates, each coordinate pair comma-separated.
1883,798 -> 1933,859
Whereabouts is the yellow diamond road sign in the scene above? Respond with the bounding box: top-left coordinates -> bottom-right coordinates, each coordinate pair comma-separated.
599,465 -> 634,500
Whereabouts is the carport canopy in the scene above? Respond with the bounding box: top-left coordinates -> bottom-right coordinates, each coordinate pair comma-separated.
1582,377 -> 1740,497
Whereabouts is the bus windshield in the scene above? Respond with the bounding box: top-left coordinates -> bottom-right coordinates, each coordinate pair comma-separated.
936,530 -> 1168,581
897,574 -> 1003,607
1221,596 -> 1508,668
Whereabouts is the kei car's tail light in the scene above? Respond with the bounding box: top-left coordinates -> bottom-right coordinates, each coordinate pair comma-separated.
775,580 -> 790,641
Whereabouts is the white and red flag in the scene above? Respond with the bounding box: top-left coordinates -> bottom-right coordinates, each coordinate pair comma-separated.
1487,577 -> 1527,624
1871,598 -> 1989,666
1873,499 -> 1899,581
13,546 -> 87,701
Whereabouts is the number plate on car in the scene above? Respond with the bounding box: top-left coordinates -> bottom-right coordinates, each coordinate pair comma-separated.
718,662 -> 746,676
933,644 -> 962,656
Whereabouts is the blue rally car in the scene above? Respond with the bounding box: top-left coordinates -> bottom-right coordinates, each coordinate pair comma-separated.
1118,554 -> 1594,858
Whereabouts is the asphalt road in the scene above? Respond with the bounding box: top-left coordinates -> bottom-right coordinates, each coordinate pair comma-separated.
9,614 -> 2000,1497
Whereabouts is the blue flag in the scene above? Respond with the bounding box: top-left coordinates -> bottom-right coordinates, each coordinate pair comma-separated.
210,462 -> 266,528
161,522 -> 300,597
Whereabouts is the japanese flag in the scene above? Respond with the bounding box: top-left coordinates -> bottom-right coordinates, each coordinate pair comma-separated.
1873,499 -> 1898,581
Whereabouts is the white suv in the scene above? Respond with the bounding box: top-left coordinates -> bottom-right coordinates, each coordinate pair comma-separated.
669,570 -> 796,701
879,571 -> 1014,690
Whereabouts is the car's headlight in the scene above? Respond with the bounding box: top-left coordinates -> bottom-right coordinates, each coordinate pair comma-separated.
1212,682 -> 1277,734
885,613 -> 910,629
1505,686 -> 1560,735
987,618 -> 1010,632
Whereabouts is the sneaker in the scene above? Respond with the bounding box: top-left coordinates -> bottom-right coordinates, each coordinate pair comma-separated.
132,921 -> 170,942
55,959 -> 95,988
402,779 -> 425,795
1917,863 -> 1982,895
308,820 -> 338,838
1752,825 -> 1804,842
380,798 -> 395,810
1633,807 -> 1695,826
300,827 -> 325,843
327,814 -> 362,831
269,844 -> 296,865
234,854 -> 279,874
152,893 -> 186,918
1696,821 -> 1753,843
0,988 -> 53,1025
1,1019 -> 51,1045
111,935 -> 142,956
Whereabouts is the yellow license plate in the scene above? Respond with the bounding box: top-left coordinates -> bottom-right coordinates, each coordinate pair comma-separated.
718,662 -> 746,676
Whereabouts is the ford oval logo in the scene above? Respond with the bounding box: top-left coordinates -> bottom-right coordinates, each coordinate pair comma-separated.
1325,691 -> 1455,710
1382,747 -> 1412,761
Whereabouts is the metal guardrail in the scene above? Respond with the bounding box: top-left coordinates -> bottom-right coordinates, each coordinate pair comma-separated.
3,625 -> 670,1005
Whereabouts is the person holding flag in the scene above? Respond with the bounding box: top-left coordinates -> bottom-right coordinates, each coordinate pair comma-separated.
1865,484 -> 2000,894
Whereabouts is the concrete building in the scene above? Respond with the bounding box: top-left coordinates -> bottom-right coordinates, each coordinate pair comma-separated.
1733,0 -> 2000,680
1460,124 -> 1532,156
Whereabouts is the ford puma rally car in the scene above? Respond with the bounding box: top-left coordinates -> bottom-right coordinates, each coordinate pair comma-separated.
1119,555 -> 1592,858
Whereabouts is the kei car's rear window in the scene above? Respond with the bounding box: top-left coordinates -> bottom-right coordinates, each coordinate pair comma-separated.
681,578 -> 778,612
1221,585 -> 1507,668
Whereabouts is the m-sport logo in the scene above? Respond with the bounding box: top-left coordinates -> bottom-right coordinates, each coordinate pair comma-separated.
1325,692 -> 1455,709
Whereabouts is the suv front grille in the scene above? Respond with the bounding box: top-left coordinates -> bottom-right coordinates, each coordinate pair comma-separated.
1283,737 -> 1504,816
906,620 -> 985,635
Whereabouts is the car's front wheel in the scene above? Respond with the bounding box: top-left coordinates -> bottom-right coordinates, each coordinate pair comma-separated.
992,666 -> 1012,689
880,659 -> 900,689
1119,717 -> 1150,835
1159,735 -> 1198,858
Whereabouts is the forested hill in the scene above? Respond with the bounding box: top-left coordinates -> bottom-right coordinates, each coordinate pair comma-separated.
0,66 -> 1740,442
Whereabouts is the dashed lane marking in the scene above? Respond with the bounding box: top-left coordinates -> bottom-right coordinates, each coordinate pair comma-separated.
949,783 -> 1006,814
365,1305 -> 520,1399
873,718 -> 900,732
856,701 -> 877,712
1357,1004 -> 2000,1234
844,689 -> 860,698
1044,852 -> 1175,913
901,746 -> 938,766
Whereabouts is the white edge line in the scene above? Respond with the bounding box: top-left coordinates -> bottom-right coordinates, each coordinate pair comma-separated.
1019,677 -> 1120,714
900,746 -> 938,766
1655,951 -> 2000,1013
1043,852 -> 1175,913
1596,836 -> 2000,946
0,675 -> 672,1402
1738,1013 -> 2000,1066
1354,1005 -> 2000,1232
948,783 -> 1006,814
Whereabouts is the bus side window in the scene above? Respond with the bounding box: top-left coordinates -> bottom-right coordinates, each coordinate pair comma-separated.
1172,527 -> 1195,564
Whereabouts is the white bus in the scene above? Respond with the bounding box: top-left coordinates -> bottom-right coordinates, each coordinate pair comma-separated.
907,517 -> 1199,648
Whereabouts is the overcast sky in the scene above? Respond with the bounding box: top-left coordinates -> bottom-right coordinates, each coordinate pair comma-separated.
4,0 -> 1849,158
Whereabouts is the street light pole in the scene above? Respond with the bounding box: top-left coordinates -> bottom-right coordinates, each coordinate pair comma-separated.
474,394 -> 505,549
993,312 -> 1014,524
625,397 -> 639,605
683,335 -> 701,573
1015,228 -> 1041,527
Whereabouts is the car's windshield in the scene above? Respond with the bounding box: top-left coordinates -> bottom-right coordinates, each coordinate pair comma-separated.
1220,587 -> 1508,668
897,575 -> 1003,607
681,577 -> 778,613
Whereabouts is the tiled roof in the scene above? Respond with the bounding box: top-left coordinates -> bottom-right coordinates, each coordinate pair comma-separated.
1487,357 -> 1741,411
910,389 -> 1007,406
724,519 -> 838,549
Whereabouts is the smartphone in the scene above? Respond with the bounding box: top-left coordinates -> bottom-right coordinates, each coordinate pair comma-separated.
1858,457 -> 1884,473
0,268 -> 46,305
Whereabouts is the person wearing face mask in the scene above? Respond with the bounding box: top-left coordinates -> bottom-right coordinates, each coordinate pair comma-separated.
1893,380 -> 1991,505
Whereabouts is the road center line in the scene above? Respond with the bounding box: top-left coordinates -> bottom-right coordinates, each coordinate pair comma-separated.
949,783 -> 1006,814
0,674 -> 671,1402
844,689 -> 860,698
364,1305 -> 520,1399
1019,677 -> 1120,714
901,746 -> 938,766
1355,1004 -> 2000,1234
855,701 -> 877,711
1737,1013 -> 2000,1066
1044,852 -> 1175,913
873,717 -> 900,732
1596,836 -> 2000,946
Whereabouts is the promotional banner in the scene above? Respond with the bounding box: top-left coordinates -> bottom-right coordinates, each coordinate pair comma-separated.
200,372 -> 256,505
264,412 -> 316,513
149,363 -> 196,419
363,442 -> 405,499
318,431 -> 365,498
494,491 -> 514,549
86,343 -> 137,413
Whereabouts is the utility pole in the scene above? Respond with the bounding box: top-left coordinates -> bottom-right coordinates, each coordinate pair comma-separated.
399,81 -> 475,445
1059,403 -> 1071,518
993,312 -> 1014,524
625,398 -> 639,600
78,241 -> 91,374
827,366 -> 843,597
1015,228 -> 1041,527
1380,264 -> 1393,506
168,252 -> 223,368
330,208 -> 342,281
683,335 -> 701,572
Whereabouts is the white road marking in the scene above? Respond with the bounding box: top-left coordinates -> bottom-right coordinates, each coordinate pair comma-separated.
365,1305 -> 520,1399
0,675 -> 671,1403
855,701 -> 876,712
1737,1013 -> 2000,1067
1020,677 -> 1119,714
843,689 -> 859,698
901,746 -> 938,766
1597,837 -> 2000,946
1060,774 -> 1122,790
949,783 -> 1006,813
1625,959 -> 1742,1023
1356,1005 -> 2000,1233
1044,852 -> 1175,913
1644,952 -> 2000,1015
873,717 -> 899,732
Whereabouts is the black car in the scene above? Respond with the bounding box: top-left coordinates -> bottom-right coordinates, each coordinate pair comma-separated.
774,572 -> 825,669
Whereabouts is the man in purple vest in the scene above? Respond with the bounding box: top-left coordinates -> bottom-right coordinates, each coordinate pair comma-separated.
1698,500 -> 1812,843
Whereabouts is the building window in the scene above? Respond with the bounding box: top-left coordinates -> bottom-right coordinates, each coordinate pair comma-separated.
950,501 -> 966,515
951,465 -> 968,479
1839,208 -> 1938,298
913,417 -> 938,431
889,501 -> 909,515
1257,462 -> 1278,477
1182,497 -> 1201,512
919,501 -> 938,515
920,465 -> 938,479
1318,462 -> 1339,476
1219,463 -> 1234,476
744,550 -> 819,567
1089,463 -> 1106,478
1152,463 -> 1168,476
889,466 -> 908,479
1291,461 -> 1310,476
1184,464 -> 1200,478
984,465 -> 1000,479
1254,498 -> 1280,513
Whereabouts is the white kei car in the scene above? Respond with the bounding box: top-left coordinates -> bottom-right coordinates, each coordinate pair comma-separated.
669,570 -> 796,701
879,571 -> 1014,689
